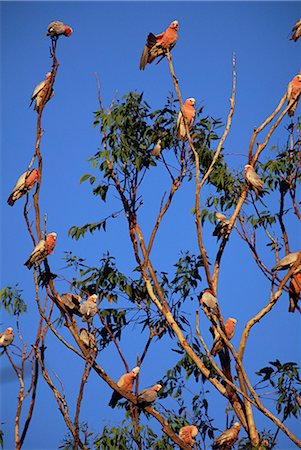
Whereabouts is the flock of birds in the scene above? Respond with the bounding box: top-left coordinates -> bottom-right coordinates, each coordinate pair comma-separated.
2,18 -> 301,449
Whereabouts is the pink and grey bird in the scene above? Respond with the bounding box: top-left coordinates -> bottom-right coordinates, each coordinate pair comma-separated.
152,139 -> 162,157
212,422 -> 241,449
46,21 -> 73,39
140,20 -> 179,70
213,212 -> 230,240
200,289 -> 219,317
30,72 -> 54,112
176,98 -> 196,141
79,294 -> 98,323
7,169 -> 39,206
287,73 -> 301,117
60,293 -> 81,315
0,328 -> 14,348
137,383 -> 162,407
288,273 -> 301,313
108,366 -> 140,408
290,19 -> 301,42
272,251 -> 301,272
244,164 -> 264,198
79,328 -> 97,349
179,425 -> 198,445
24,232 -> 57,270
211,318 -> 237,356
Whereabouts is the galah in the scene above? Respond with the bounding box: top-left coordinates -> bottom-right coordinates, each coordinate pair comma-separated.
46,21 -> 73,39
79,328 -> 97,349
179,425 -> 198,445
290,19 -> 301,42
30,72 -> 54,112
288,273 -> 301,313
140,20 -> 179,70
137,383 -> 162,407
108,366 -> 140,408
213,212 -> 230,240
152,139 -> 162,157
244,164 -> 264,198
176,98 -> 196,141
0,327 -> 14,348
200,289 -> 219,317
287,73 -> 301,117
211,317 -> 237,356
7,169 -> 39,206
79,294 -> 98,323
212,422 -> 241,449
272,251 -> 301,272
60,293 -> 81,315
24,232 -> 57,270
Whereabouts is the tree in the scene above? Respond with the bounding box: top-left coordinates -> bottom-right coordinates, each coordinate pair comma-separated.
2,9 -> 301,450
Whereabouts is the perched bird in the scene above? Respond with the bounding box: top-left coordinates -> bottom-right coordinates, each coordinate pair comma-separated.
179,425 -> 198,445
212,422 -> 241,449
108,366 -> 140,408
46,21 -> 73,39
200,289 -> 219,317
59,293 -> 81,315
272,251 -> 301,272
79,294 -> 98,323
30,72 -> 54,112
176,98 -> 196,141
7,169 -> 39,206
152,139 -> 162,157
0,328 -> 14,348
244,164 -> 264,198
290,19 -> 301,42
140,20 -> 179,70
211,318 -> 237,356
79,328 -> 97,349
137,384 -> 162,407
24,232 -> 57,270
287,73 -> 301,117
289,273 -> 301,313
213,212 -> 230,240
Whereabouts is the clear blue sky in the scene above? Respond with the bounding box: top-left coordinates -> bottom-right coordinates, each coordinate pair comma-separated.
1,2 -> 301,449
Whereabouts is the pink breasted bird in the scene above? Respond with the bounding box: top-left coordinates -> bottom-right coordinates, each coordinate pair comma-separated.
152,139 -> 162,157
79,294 -> 98,323
211,317 -> 237,356
176,98 -> 196,141
272,251 -> 301,273
0,327 -> 14,348
140,20 -> 179,70
108,366 -> 140,408
288,272 -> 301,313
212,422 -> 241,449
137,383 -> 162,407
30,72 -> 54,112
290,19 -> 301,42
244,164 -> 264,198
287,73 -> 301,117
213,212 -> 230,240
179,425 -> 199,445
46,21 -> 73,39
24,232 -> 57,270
7,169 -> 39,206
200,289 -> 219,317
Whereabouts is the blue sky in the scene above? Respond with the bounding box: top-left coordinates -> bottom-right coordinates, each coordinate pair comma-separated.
1,2 -> 301,449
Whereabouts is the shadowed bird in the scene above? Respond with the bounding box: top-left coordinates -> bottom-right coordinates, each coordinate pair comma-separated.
0,328 -> 14,348
152,139 -> 162,157
46,21 -> 73,39
24,232 -> 57,270
272,251 -> 301,273
79,294 -> 98,323
211,318 -> 237,356
137,384 -> 162,407
60,293 -> 81,315
213,212 -> 230,240
288,273 -> 301,313
7,169 -> 39,206
140,20 -> 178,70
290,19 -> 301,42
176,98 -> 196,141
212,422 -> 241,449
108,366 -> 140,408
244,164 -> 264,198
179,425 -> 198,445
287,73 -> 301,117
79,328 -> 97,349
200,289 -> 219,317
30,72 -> 54,112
